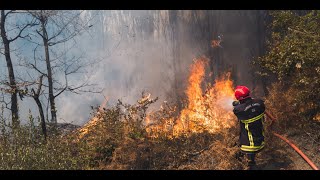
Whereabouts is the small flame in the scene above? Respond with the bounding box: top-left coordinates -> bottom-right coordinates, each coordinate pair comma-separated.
77,97 -> 109,140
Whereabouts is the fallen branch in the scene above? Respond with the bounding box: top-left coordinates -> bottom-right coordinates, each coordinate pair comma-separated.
188,143 -> 216,156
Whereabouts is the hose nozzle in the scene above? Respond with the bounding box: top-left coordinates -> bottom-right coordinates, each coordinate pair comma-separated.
232,101 -> 240,106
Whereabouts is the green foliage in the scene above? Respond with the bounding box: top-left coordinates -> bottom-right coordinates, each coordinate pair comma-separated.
0,114 -> 90,170
82,104 -> 125,167
255,10 -> 320,120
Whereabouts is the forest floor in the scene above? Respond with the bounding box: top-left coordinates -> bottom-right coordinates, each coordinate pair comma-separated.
238,121 -> 320,170
160,120 -> 320,170
262,121 -> 320,170
61,118 -> 320,170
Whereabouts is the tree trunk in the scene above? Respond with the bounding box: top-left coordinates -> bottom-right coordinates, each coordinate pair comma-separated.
0,10 -> 19,129
169,11 -> 182,111
32,75 -> 47,141
40,18 -> 57,124
256,10 -> 268,96
212,11 -> 222,80
33,96 -> 46,141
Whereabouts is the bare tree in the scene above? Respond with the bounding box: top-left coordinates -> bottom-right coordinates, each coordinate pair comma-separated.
0,10 -> 37,128
27,10 -> 100,124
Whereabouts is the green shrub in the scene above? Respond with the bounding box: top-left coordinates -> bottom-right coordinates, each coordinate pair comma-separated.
254,10 -> 320,121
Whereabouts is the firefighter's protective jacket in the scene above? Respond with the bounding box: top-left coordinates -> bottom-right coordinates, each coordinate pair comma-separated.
233,97 -> 265,153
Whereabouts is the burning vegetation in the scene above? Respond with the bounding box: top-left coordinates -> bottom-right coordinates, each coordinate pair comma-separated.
71,54 -> 320,170
71,57 -> 245,170
145,57 -> 236,138
1,51 -> 318,170
1,10 -> 320,170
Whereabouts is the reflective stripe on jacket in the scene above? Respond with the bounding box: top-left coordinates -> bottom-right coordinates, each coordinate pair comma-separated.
233,98 -> 265,153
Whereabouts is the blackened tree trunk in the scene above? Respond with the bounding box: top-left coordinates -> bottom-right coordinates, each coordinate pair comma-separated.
0,10 -> 19,128
34,97 -> 46,139
31,75 -> 46,141
256,10 -> 272,96
169,11 -> 183,111
40,17 -> 57,124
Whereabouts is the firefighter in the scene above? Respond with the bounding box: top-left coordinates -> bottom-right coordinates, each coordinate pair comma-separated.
232,85 -> 265,170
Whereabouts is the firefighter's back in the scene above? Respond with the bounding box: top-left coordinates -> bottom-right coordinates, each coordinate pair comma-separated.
233,98 -> 266,153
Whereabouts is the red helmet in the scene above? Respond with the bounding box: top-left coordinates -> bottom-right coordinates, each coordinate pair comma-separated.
235,86 -> 250,100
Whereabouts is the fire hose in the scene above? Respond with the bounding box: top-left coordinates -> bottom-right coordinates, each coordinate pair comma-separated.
265,111 -> 319,170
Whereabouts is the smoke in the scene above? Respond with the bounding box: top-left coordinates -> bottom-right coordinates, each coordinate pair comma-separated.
0,10 -> 266,125
54,10 -> 266,125
55,10 -> 200,125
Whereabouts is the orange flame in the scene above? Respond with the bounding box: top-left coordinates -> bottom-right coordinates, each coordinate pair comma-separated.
147,57 -> 236,138
77,97 -> 108,139
80,57 -> 236,140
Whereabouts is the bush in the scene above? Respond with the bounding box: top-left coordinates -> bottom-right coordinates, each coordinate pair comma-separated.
254,10 -> 320,121
78,95 -> 242,170
0,126 -> 89,170
264,82 -> 305,132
